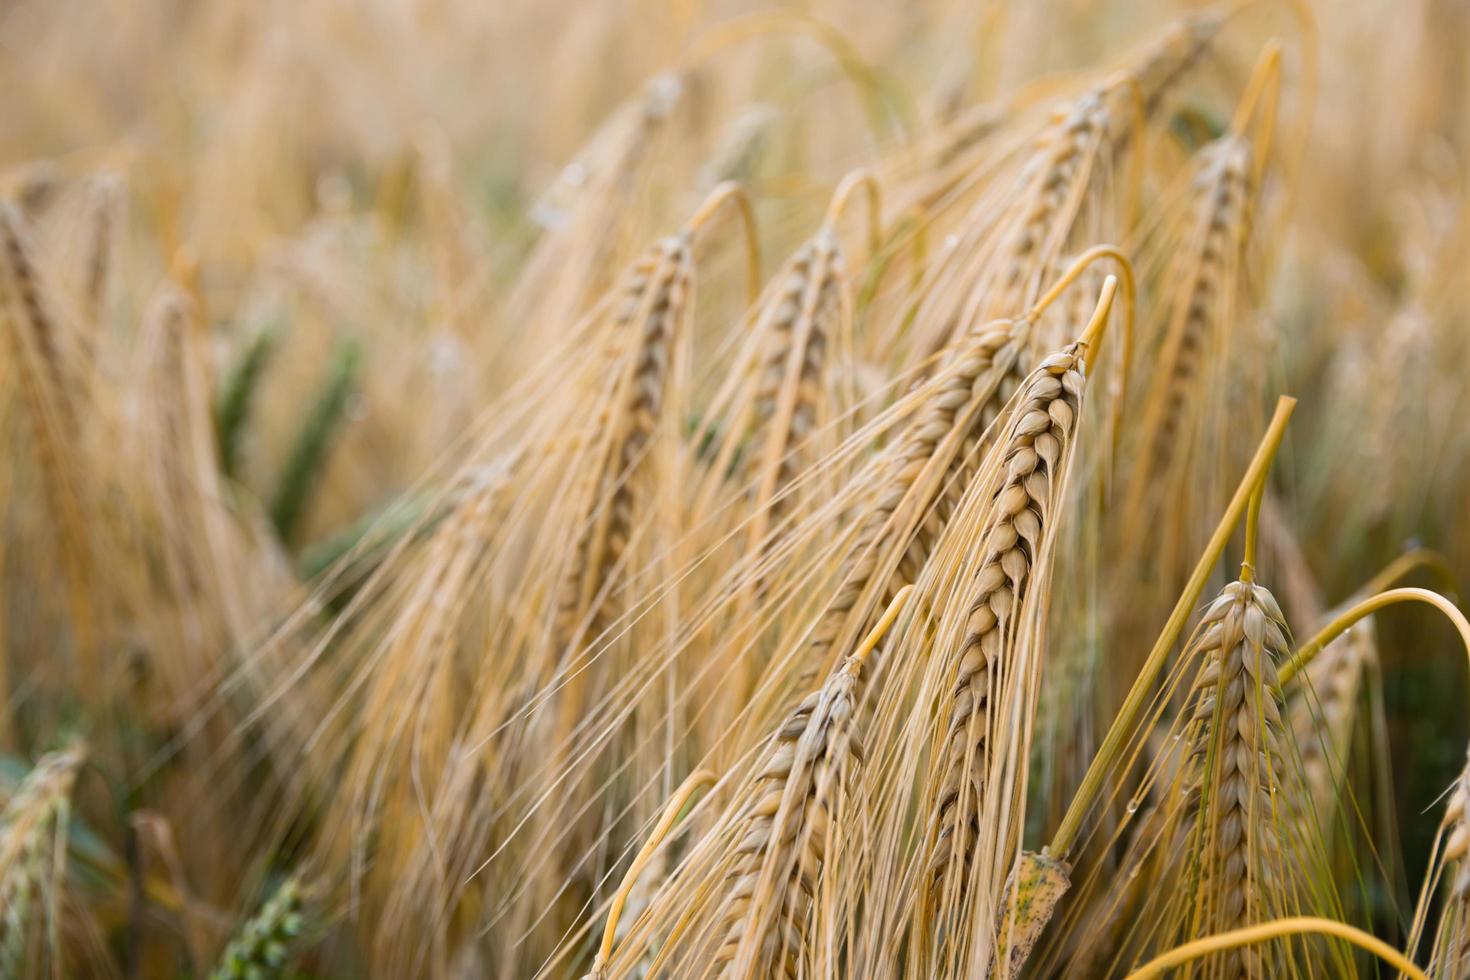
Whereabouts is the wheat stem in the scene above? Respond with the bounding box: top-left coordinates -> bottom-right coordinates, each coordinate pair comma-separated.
589,769 -> 715,975
823,169 -> 883,257
1279,588 -> 1470,690
685,180 -> 762,305
1122,917 -> 1425,980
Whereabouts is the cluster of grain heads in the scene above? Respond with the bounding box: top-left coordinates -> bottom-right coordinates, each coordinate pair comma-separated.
0,742 -> 85,977
209,876 -> 306,980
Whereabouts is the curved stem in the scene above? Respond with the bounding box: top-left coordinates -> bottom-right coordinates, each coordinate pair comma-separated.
851,585 -> 914,669
1230,40 -> 1282,135
1027,245 -> 1136,397
1122,916 -> 1426,980
1050,396 -> 1296,857
684,181 -> 762,305
1279,587 -> 1470,691
1076,276 -> 1119,369
1027,245 -> 1134,326
593,768 -> 716,968
823,169 -> 883,258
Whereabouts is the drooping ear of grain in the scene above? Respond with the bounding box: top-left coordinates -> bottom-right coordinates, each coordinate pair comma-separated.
552,234 -> 693,660
919,344 -> 1088,974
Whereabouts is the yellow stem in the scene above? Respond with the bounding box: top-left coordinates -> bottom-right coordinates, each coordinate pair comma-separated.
1026,246 -> 1136,417
684,181 -> 762,305
1230,40 -> 1283,135
1241,475 -> 1265,584
850,585 -> 914,669
594,768 -> 716,966
1123,916 -> 1426,980
1050,396 -> 1296,857
1076,276 -> 1119,371
1027,245 -> 1134,327
823,169 -> 883,258
1279,587 -> 1470,692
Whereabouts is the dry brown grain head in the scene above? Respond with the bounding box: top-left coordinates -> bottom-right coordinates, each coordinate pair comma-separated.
1178,578 -> 1296,976
683,203 -> 855,719
550,233 -> 694,659
692,217 -> 846,539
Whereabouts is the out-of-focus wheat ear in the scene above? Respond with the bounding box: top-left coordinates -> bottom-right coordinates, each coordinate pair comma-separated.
0,741 -> 85,978
1123,135 -> 1253,556
0,204 -> 75,426
0,203 -> 98,672
82,173 -> 119,344
718,172 -> 877,591
1285,548 -> 1466,839
1125,9 -> 1222,122
208,876 -> 306,980
698,103 -> 779,192
550,233 -> 693,666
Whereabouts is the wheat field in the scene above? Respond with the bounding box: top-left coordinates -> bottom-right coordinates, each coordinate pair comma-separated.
1,0 -> 1468,976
